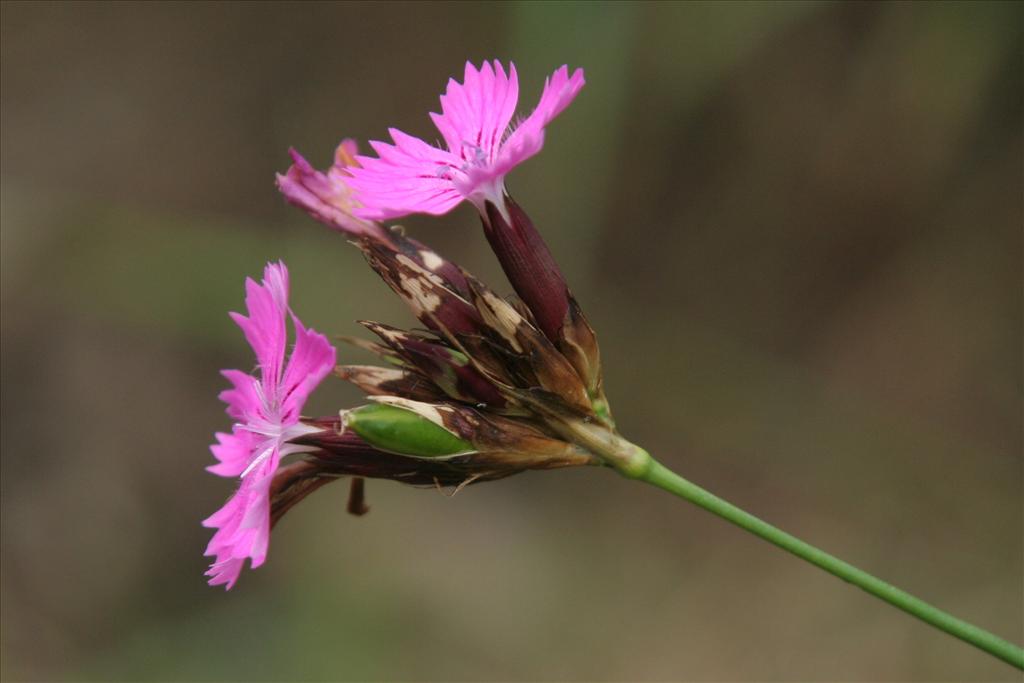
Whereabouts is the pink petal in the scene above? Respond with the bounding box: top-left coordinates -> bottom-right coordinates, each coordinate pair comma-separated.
203,453 -> 278,589
381,129 -> 460,169
218,369 -> 261,421
280,314 -> 336,422
229,263 -> 289,397
205,556 -> 245,589
498,65 -> 585,176
432,60 -> 519,164
207,428 -> 254,477
346,131 -> 464,220
262,261 -> 289,312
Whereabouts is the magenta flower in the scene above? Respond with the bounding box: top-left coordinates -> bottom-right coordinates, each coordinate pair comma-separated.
276,139 -> 390,242
203,261 -> 336,589
345,60 -> 585,221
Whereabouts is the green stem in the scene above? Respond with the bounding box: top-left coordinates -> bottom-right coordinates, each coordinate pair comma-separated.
634,455 -> 1024,670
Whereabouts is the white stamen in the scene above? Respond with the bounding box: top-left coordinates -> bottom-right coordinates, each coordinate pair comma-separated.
240,442 -> 277,478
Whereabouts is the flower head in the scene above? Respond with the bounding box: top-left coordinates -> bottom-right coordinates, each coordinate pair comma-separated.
203,261 -> 336,589
345,60 -> 585,221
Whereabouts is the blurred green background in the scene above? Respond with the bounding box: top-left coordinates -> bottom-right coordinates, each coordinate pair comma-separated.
1,1 -> 1021,680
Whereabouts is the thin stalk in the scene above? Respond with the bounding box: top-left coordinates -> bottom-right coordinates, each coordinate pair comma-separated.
636,456 -> 1024,670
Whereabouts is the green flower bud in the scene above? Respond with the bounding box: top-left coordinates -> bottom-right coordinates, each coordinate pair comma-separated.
344,403 -> 474,458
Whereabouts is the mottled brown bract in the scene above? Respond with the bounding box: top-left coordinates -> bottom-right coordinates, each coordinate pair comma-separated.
368,396 -> 597,470
283,210 -> 621,520
272,400 -> 594,528
359,236 -> 482,337
358,321 -> 506,408
393,232 -> 472,299
334,364 -> 447,402
562,297 -> 612,425
352,231 -> 597,420
333,334 -> 402,364
464,279 -> 592,415
291,417 -> 590,490
292,423 -> 494,486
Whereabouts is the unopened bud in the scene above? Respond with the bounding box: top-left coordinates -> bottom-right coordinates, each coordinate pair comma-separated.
480,196 -> 608,420
343,403 -> 474,458
483,195 -> 569,344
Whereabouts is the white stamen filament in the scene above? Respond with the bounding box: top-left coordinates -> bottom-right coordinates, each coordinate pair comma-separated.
240,441 -> 277,478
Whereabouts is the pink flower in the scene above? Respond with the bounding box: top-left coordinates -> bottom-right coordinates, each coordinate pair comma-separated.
203,261 -> 336,589
345,60 -> 585,221
276,139 -> 390,242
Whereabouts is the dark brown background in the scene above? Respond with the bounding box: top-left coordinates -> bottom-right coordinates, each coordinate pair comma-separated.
2,1 -> 1021,680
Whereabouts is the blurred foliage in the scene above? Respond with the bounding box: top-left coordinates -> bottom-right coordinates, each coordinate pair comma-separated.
1,1 -> 1021,680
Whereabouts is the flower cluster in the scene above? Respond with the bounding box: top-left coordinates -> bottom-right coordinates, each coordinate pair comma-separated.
205,60 -> 641,590
198,59 -> 1024,674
